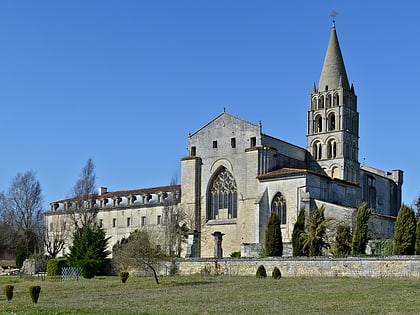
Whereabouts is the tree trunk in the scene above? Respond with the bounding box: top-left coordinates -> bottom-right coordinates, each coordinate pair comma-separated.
148,264 -> 159,284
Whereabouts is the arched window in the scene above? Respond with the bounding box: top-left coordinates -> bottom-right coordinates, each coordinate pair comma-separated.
271,193 -> 287,224
208,167 -> 238,220
328,113 -> 336,131
311,97 -> 317,110
313,141 -> 322,160
327,139 -> 337,159
333,93 -> 339,106
326,94 -> 331,108
315,115 -> 322,133
332,166 -> 340,179
318,96 -> 324,109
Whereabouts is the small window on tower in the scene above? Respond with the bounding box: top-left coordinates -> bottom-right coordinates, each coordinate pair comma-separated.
231,137 -> 236,148
191,146 -> 196,156
213,140 -> 217,148
250,137 -> 256,147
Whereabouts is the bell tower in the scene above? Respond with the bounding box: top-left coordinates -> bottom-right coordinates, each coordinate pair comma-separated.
306,21 -> 360,183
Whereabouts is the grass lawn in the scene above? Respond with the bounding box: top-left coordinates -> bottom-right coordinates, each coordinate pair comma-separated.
0,275 -> 419,314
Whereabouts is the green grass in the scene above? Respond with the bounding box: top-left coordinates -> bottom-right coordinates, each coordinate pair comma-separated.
0,275 -> 419,314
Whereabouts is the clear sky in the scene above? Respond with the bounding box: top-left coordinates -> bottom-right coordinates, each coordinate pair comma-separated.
0,1 -> 418,209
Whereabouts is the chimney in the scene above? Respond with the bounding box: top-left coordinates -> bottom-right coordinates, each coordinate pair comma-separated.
98,187 -> 107,195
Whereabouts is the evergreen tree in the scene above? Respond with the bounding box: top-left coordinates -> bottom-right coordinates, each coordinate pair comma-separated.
67,225 -> 110,278
264,211 -> 283,256
351,202 -> 372,255
393,204 -> 416,255
416,216 -> 420,255
330,225 -> 352,256
304,205 -> 330,256
292,208 -> 306,256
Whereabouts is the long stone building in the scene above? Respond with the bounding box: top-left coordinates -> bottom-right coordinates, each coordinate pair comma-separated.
45,22 -> 403,258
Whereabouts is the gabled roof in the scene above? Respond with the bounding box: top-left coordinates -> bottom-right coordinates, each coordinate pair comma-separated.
52,185 -> 181,204
318,24 -> 350,91
188,111 -> 260,137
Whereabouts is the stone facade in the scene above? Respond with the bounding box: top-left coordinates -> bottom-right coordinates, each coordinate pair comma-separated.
46,23 -> 403,259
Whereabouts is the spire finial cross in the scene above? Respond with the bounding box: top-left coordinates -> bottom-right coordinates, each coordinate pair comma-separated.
330,9 -> 338,26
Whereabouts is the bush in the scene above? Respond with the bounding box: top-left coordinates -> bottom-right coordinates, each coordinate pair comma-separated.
230,251 -> 241,258
120,271 -> 129,283
3,285 -> 14,301
29,285 -> 41,303
47,258 -> 68,276
256,265 -> 267,278
272,267 -> 281,280
264,212 -> 283,256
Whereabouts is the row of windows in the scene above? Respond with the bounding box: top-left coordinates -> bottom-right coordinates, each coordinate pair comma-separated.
190,137 -> 257,156
99,215 -> 162,228
313,139 -> 338,160
312,93 -> 340,110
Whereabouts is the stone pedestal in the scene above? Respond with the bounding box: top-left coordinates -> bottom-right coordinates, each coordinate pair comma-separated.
212,231 -> 225,258
186,230 -> 199,258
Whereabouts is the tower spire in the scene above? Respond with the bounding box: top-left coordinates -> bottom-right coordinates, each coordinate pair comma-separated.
318,16 -> 350,91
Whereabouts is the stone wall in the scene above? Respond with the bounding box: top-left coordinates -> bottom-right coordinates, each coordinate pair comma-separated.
167,256 -> 420,278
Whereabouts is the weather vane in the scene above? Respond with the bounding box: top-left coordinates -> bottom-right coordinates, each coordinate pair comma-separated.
330,9 -> 338,26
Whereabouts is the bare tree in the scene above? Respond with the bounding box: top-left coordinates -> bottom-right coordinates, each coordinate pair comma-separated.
0,171 -> 43,264
162,177 -> 188,257
44,215 -> 67,258
113,229 -> 166,284
70,158 -> 97,230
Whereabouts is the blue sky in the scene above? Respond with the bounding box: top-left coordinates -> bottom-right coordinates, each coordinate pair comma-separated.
0,1 -> 418,208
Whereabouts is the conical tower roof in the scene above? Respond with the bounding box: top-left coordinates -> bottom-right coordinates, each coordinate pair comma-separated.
318,24 -> 350,91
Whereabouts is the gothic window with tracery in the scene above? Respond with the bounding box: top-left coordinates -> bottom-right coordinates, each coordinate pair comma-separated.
271,193 -> 287,224
208,168 -> 238,220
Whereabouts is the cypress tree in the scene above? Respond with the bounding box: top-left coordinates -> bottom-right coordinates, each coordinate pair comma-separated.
330,225 -> 352,256
292,208 -> 306,256
264,211 -> 283,256
393,204 -> 416,255
351,202 -> 372,255
307,206 -> 329,256
416,217 -> 420,255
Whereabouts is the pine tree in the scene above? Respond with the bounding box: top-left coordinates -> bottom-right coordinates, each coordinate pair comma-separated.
67,225 -> 110,278
292,208 -> 306,256
351,202 -> 372,255
393,204 -> 416,255
330,225 -> 352,256
264,212 -> 283,256
416,216 -> 420,255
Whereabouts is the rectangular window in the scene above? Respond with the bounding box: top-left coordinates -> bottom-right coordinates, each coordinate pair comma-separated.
157,215 -> 162,225
191,146 -> 196,156
213,140 -> 217,148
231,137 -> 236,148
99,219 -> 103,227
141,216 -> 146,227
250,137 -> 256,147
127,217 -> 131,227
112,218 -> 116,228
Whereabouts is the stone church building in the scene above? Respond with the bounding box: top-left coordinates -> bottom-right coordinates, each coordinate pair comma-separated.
46,23 -> 403,258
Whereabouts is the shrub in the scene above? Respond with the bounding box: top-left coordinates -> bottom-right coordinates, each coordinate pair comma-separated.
230,251 -> 241,258
3,285 -> 14,301
47,258 -> 68,276
394,204 -> 416,255
292,208 -> 306,256
352,202 -> 372,255
272,267 -> 281,280
256,265 -> 267,278
29,285 -> 41,303
264,212 -> 283,256
120,271 -> 129,283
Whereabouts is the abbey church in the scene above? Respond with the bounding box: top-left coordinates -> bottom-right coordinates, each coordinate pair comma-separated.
46,23 -> 403,258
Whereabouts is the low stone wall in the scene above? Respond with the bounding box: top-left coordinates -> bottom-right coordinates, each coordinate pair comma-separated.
168,256 -> 420,278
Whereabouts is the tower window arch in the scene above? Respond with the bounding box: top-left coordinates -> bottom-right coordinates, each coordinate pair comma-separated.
315,115 -> 322,133
271,193 -> 287,224
208,167 -> 238,220
327,139 -> 337,159
311,97 -> 317,110
328,113 -> 336,131
313,141 -> 322,160
326,94 -> 331,108
318,96 -> 324,109
331,166 -> 340,179
333,93 -> 339,106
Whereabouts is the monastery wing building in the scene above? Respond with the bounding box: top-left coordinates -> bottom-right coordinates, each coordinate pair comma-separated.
46,23 -> 403,258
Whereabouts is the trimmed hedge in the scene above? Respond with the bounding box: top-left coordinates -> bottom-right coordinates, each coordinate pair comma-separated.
256,265 -> 267,278
47,258 -> 68,276
272,267 -> 281,280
